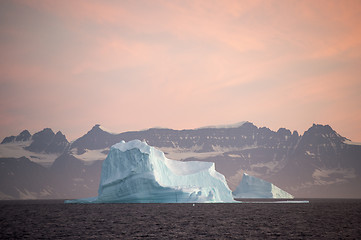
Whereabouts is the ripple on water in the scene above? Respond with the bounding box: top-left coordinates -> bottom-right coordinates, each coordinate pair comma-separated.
0,199 -> 360,239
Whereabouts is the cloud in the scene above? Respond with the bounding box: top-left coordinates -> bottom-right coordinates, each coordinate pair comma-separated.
0,0 -> 361,140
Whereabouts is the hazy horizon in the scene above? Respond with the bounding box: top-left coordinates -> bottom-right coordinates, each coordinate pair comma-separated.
1,0 -> 361,142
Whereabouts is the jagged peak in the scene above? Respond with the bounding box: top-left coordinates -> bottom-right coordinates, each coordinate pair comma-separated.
302,123 -> 345,141
55,130 -> 64,135
91,124 -> 102,131
258,126 -> 273,134
88,124 -> 115,134
19,130 -> 31,135
1,136 -> 15,144
98,125 -> 118,134
277,128 -> 292,135
305,124 -> 336,135
54,131 -> 68,142
292,130 -> 299,137
33,128 -> 55,136
15,130 -> 31,141
1,129 -> 32,144
80,124 -> 107,136
241,121 -> 257,128
70,124 -> 118,151
30,128 -> 55,142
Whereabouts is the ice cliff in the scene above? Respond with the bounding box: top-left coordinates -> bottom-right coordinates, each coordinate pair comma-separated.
66,140 -> 235,203
232,173 -> 294,199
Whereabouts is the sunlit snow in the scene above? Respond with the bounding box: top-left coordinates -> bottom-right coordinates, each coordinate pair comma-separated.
343,139 -> 361,146
0,141 -> 60,167
196,121 -> 246,130
71,148 -> 109,163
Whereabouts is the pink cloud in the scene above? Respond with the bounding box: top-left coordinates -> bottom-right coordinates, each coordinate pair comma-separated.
1,0 -> 361,141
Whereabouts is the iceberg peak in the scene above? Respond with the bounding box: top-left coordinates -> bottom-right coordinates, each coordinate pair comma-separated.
112,139 -> 151,154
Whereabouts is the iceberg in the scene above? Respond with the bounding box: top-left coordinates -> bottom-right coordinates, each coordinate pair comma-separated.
232,173 -> 294,199
66,140 -> 235,203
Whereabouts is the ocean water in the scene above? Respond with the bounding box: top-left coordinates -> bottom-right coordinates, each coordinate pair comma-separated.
1,199 -> 360,239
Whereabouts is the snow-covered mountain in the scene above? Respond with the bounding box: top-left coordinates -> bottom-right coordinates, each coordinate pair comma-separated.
0,128 -> 69,167
1,122 -> 361,199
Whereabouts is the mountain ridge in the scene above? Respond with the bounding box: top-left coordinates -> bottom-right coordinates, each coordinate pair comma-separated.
1,121 -> 360,199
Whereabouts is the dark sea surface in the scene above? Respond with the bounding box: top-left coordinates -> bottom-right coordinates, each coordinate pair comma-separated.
1,199 -> 360,239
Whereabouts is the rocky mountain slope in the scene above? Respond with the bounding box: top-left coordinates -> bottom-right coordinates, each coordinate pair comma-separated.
1,122 -> 360,199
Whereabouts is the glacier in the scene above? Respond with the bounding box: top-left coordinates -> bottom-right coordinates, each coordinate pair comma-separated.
232,173 -> 294,199
66,140 -> 235,203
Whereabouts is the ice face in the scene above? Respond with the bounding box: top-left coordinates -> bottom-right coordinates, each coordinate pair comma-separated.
232,173 -> 294,199
66,140 -> 235,203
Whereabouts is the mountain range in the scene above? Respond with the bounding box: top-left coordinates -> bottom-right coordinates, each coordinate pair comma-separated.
1,122 -> 360,199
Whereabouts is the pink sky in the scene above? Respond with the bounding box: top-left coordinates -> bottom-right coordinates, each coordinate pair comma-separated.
1,0 -> 361,141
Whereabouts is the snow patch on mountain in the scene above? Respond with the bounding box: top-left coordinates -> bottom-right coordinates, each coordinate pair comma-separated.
227,154 -> 243,158
196,122 -> 246,129
312,168 -> 356,185
97,125 -> 118,135
250,161 -> 283,174
71,148 -> 109,162
343,140 -> 361,146
159,144 -> 261,161
212,144 -> 259,153
0,141 -> 60,167
159,146 -> 223,160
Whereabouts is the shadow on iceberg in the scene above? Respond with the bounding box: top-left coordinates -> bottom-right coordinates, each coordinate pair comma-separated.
65,140 -> 236,203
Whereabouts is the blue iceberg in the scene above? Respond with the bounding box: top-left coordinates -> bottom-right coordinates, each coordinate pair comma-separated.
232,173 -> 294,199
66,140 -> 235,203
